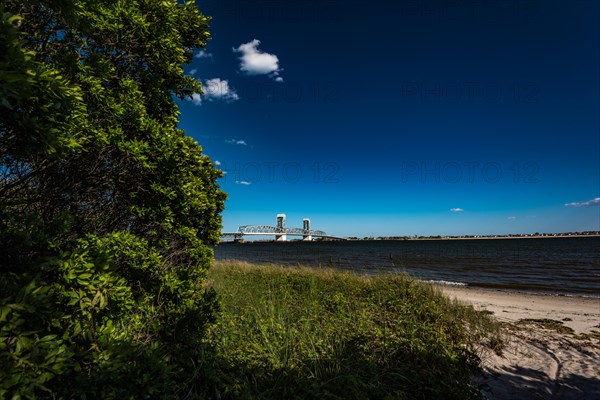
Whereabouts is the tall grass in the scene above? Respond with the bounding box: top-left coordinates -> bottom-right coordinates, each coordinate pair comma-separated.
201,260 -> 501,399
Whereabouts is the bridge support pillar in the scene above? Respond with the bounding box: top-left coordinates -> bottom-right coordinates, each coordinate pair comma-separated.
303,218 -> 312,241
233,234 -> 244,243
276,214 -> 287,241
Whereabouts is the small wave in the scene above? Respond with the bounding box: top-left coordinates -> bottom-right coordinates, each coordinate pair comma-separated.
428,280 -> 468,287
552,292 -> 600,299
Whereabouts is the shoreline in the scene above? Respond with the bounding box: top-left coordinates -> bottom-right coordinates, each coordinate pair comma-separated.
439,285 -> 600,334
215,258 -> 599,299
430,281 -> 600,300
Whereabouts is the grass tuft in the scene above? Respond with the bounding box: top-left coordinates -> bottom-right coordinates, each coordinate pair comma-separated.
200,260 -> 503,399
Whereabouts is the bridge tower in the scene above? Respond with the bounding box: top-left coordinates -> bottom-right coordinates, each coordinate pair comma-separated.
303,218 -> 312,241
275,214 -> 287,241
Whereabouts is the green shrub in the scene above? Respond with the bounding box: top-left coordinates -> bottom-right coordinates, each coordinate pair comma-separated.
0,1 -> 224,398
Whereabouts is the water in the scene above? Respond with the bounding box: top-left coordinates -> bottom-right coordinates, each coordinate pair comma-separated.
214,237 -> 600,297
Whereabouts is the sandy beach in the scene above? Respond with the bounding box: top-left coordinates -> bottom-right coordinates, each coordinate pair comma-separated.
441,287 -> 600,399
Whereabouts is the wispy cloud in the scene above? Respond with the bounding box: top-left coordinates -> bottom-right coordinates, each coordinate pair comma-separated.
189,68 -> 197,76
234,39 -> 283,81
226,139 -> 247,146
508,216 -> 517,220
214,160 -> 221,166
194,50 -> 213,59
190,78 -> 239,105
564,197 -> 600,207
235,180 -> 252,185
450,208 -> 464,212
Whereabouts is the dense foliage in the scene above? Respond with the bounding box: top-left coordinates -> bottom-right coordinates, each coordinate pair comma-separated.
207,262 -> 495,400
0,0 -> 225,397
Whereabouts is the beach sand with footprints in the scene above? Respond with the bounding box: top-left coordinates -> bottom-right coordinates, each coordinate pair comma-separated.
442,287 -> 600,399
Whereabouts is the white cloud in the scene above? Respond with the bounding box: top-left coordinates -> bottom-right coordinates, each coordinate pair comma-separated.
214,160 -> 221,166
235,181 -> 252,185
564,197 -> 600,207
190,79 -> 239,106
194,50 -> 213,59
203,78 -> 239,102
450,208 -> 464,212
226,139 -> 247,146
189,69 -> 197,75
191,93 -> 202,105
234,39 -> 283,81
508,216 -> 517,220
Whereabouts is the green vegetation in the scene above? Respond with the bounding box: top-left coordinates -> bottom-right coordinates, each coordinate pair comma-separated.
205,261 -> 503,399
1,1 -> 224,398
0,0 -> 503,398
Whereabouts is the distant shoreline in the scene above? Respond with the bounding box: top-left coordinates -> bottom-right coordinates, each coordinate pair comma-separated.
222,233 -> 600,243
369,234 -> 600,241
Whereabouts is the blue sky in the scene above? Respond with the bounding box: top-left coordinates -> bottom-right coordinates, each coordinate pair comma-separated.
178,0 -> 599,237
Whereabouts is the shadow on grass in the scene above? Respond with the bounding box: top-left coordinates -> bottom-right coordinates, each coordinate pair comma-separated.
204,336 -> 482,400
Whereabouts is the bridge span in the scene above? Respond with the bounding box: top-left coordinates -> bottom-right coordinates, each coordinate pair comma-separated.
220,214 -> 345,242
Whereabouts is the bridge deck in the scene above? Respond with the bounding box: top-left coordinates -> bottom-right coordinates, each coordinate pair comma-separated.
220,225 -> 345,241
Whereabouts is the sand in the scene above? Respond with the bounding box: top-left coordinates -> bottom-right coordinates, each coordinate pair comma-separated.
440,287 -> 600,400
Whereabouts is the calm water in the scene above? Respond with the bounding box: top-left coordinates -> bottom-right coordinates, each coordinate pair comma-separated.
215,237 -> 600,297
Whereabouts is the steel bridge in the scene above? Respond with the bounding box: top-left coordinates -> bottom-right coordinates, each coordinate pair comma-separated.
220,214 -> 345,242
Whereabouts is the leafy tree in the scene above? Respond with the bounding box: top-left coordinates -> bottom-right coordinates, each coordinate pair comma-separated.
0,0 -> 225,397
